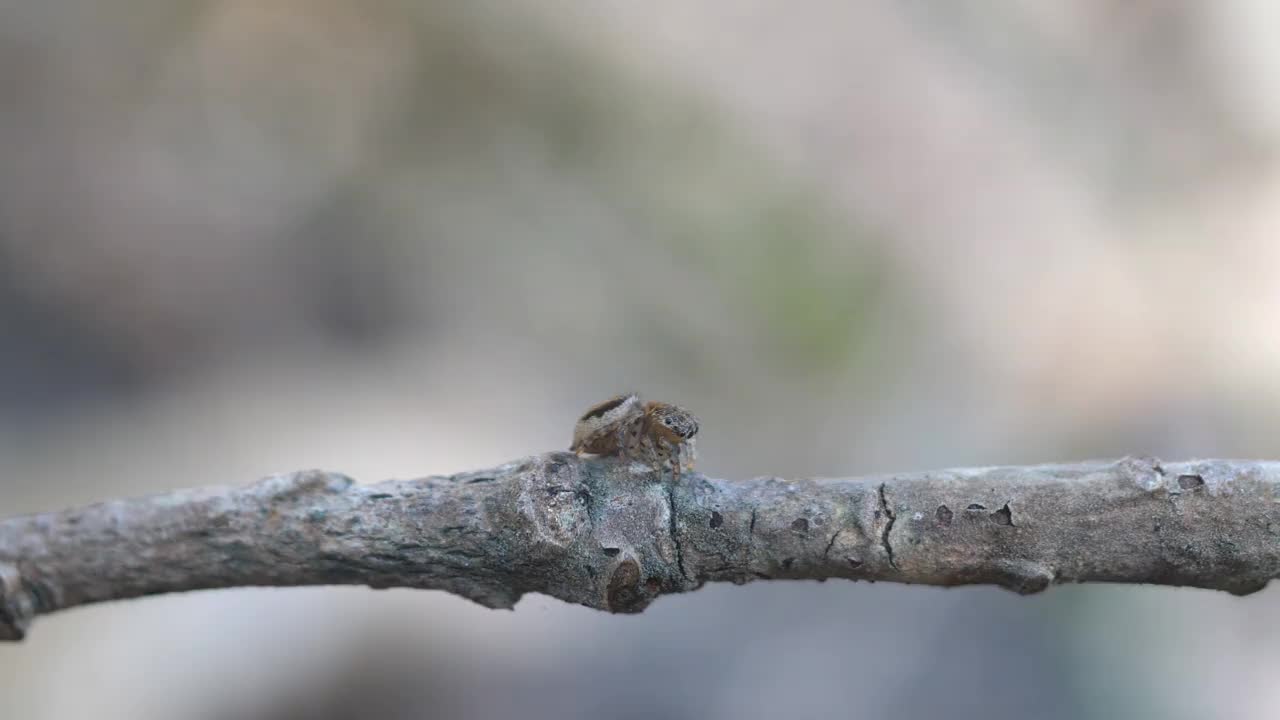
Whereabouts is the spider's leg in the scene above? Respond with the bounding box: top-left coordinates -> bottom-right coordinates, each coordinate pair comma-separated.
632,418 -> 646,458
650,439 -> 665,478
616,426 -> 628,461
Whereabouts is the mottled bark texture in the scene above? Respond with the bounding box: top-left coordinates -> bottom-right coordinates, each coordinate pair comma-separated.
3,455 -> 1279,640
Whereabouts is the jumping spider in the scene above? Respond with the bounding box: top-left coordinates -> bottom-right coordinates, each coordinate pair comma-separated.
570,393 -> 699,478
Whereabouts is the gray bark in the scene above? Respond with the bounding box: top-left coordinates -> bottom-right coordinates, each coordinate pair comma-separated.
2,454 -> 1278,641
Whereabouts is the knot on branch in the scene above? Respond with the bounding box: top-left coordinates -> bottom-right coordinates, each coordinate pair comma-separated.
510,453 -> 690,613
992,559 -> 1054,595
516,452 -> 596,549
251,469 -> 355,502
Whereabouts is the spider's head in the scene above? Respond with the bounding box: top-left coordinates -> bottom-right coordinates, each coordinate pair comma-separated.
643,402 -> 699,444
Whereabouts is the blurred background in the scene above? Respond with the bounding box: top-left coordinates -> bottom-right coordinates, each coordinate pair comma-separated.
3,1 -> 1280,718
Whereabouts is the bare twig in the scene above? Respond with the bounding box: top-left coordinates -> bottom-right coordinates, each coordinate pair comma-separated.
3,454 -> 1278,641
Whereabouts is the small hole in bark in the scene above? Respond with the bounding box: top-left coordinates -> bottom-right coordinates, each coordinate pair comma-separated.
847,557 -> 863,568
1178,474 -> 1205,490
710,511 -> 724,529
602,547 -> 621,557
936,505 -> 953,526
782,558 -> 795,570
967,503 -> 986,511
791,518 -> 809,533
991,503 -> 1014,526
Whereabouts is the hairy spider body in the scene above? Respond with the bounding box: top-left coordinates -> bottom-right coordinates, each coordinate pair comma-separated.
570,393 -> 699,478
570,393 -> 642,456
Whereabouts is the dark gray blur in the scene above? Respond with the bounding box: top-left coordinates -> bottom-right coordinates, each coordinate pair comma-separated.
3,1 -> 1280,718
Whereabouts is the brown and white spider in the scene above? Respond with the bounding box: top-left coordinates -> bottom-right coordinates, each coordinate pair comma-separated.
570,393 -> 699,478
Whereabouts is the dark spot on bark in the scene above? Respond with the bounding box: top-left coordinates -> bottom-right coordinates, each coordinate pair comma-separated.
368,493 -> 394,500
1178,474 -> 1205,490
607,559 -> 644,613
991,503 -> 1014,526
645,577 -> 662,593
576,487 -> 592,504
602,547 -> 621,557
935,505 -> 953,526
791,518 -> 809,533
710,511 -> 724,529
465,476 -> 494,484
966,503 -> 986,511
813,517 -> 825,527
846,556 -> 863,568
782,558 -> 795,570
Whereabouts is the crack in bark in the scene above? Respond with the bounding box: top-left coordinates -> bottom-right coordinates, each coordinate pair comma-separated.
878,482 -> 898,570
823,529 -> 842,559
664,483 -> 689,581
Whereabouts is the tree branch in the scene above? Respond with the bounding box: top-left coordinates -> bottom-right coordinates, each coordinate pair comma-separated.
3,454 -> 1278,640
